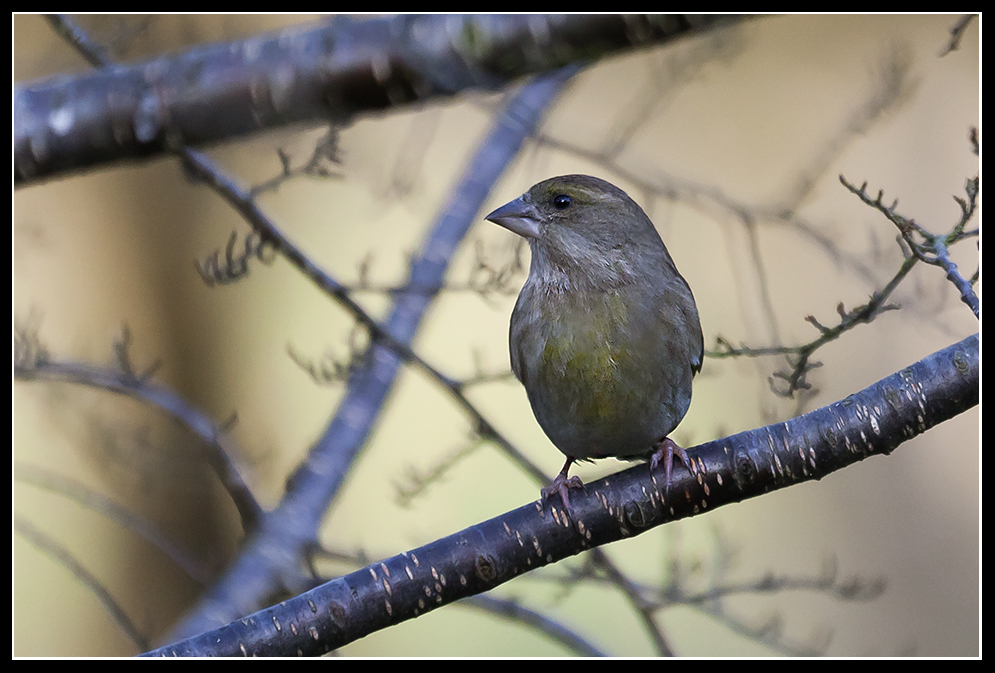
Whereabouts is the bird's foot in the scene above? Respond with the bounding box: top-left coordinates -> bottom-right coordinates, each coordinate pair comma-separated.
541,458 -> 585,513
649,437 -> 693,498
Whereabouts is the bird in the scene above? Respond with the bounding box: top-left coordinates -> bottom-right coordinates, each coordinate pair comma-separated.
484,174 -> 703,512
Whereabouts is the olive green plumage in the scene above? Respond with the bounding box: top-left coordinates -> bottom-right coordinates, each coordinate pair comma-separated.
485,175 -> 702,508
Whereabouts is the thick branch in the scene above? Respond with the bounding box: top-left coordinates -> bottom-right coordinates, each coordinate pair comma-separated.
144,333 -> 978,656
15,14 -> 737,185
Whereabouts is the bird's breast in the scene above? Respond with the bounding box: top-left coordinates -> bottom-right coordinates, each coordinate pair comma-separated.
510,283 -> 690,459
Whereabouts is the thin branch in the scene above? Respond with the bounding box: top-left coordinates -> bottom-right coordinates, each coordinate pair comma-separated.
15,463 -> 215,584
195,229 -> 276,286
710,254 -> 912,397
14,324 -> 263,531
839,173 -> 979,318
394,435 -> 487,508
693,603 -> 829,656
532,44 -> 921,372
15,515 -> 151,652
248,128 -> 344,198
300,237 -> 525,305
590,549 -> 674,656
285,324 -> 369,387
168,67 -> 580,639
661,556 -> 884,656
532,540 -> 883,656
938,14 -> 976,56
460,595 -> 607,657
179,144 -> 548,486
42,14 -> 109,66
707,152 -> 979,399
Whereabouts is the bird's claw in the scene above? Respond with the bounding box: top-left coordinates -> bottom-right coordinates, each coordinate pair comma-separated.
541,472 -> 585,513
650,437 -> 692,498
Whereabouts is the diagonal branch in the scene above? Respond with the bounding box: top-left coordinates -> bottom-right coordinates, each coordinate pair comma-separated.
167,66 -> 579,640
144,333 -> 978,656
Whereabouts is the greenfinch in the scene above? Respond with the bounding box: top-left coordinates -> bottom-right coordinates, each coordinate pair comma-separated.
485,175 -> 703,511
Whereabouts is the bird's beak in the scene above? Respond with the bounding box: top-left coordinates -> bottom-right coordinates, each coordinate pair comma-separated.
485,196 -> 541,239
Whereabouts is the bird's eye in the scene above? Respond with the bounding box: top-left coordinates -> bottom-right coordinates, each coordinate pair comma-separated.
553,194 -> 572,210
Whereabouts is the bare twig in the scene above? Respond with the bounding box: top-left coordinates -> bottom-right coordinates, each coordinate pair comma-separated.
708,142 -> 979,398
840,173 -> 979,318
14,325 -> 263,531
938,14 -> 976,56
15,515 -> 151,652
195,229 -> 276,286
15,463 -> 214,584
711,253 -> 913,397
460,595 -> 607,657
249,128 -> 344,197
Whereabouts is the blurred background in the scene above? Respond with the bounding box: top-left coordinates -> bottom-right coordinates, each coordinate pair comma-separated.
14,14 -> 979,656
